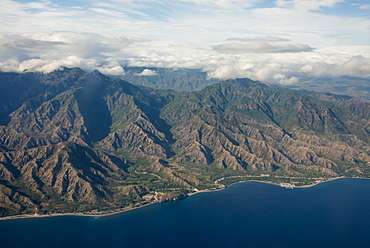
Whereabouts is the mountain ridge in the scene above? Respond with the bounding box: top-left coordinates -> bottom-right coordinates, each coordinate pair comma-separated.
1,67 -> 370,217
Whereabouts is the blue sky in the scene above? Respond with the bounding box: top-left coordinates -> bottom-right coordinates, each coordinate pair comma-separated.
2,0 -> 369,45
0,0 -> 369,83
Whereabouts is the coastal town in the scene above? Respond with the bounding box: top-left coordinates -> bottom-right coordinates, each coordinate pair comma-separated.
214,174 -> 328,189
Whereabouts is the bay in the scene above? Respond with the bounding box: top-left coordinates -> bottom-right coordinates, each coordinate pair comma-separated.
1,178 -> 370,248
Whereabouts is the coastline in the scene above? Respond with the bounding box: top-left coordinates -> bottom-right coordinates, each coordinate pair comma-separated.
0,176 -> 367,222
0,201 -> 158,222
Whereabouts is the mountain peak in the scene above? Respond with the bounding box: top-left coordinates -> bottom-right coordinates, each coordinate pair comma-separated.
1,68 -> 370,217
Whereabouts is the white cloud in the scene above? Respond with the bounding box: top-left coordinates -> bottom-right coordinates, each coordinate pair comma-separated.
137,69 -> 157,76
0,32 -> 369,85
213,40 -> 314,54
177,0 -> 255,8
0,32 -> 139,75
275,0 -> 344,11
359,4 -> 370,10
273,73 -> 299,85
107,0 -> 256,9
0,0 -> 367,88
250,6 -> 370,47
89,8 -> 127,17
301,64 -> 313,72
227,37 -> 291,43
0,0 -> 368,49
339,55 -> 370,77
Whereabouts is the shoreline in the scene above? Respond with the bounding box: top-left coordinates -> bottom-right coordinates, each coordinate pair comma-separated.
0,201 -> 159,222
1,176 -> 368,222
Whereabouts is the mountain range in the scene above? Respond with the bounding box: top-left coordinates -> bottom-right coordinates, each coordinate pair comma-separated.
1,67 -> 370,217
121,67 -> 370,100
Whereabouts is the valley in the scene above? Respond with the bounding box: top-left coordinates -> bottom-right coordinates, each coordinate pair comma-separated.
1,67 -> 370,217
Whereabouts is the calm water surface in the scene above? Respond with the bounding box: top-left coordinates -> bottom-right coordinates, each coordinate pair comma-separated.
1,178 -> 370,248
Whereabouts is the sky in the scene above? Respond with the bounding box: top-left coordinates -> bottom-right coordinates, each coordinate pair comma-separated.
0,0 -> 370,84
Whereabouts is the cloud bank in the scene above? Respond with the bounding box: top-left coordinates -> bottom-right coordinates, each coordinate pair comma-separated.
0,32 -> 369,86
213,37 -> 314,54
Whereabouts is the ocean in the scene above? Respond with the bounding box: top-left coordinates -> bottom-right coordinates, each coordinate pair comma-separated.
1,178 -> 370,248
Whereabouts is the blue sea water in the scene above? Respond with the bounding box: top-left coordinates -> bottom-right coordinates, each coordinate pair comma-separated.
1,178 -> 370,248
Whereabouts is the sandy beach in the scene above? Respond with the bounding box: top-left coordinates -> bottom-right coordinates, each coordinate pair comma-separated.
0,201 -> 158,222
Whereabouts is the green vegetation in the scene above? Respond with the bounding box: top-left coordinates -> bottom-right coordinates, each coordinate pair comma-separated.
1,68 -> 370,217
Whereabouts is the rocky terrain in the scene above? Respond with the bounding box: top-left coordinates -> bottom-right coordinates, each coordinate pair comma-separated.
1,67 -> 370,217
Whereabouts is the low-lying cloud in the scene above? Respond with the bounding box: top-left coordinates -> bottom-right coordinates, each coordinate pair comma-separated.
213,42 -> 313,54
136,69 -> 157,76
226,36 -> 291,43
0,32 -> 369,86
214,36 -> 314,54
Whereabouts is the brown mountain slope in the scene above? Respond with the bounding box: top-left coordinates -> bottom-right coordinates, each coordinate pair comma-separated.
1,69 -> 370,217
